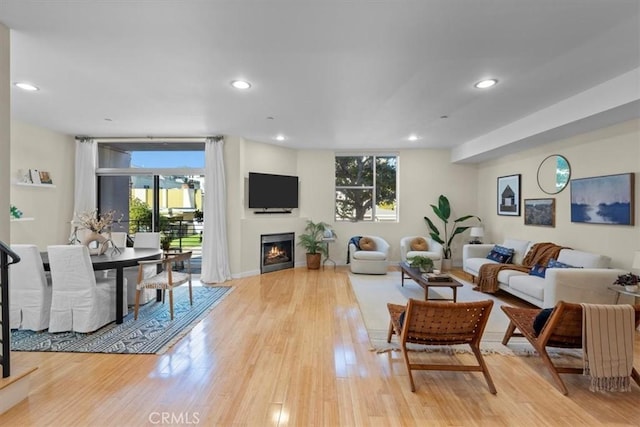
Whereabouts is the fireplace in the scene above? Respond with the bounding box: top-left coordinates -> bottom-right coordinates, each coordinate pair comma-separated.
260,232 -> 295,273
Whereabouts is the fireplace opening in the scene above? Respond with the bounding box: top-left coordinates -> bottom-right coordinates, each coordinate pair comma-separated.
260,232 -> 295,273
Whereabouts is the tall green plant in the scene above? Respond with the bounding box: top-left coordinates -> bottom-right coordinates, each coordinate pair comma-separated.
424,195 -> 480,259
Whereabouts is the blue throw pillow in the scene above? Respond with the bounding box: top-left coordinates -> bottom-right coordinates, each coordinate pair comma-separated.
529,264 -> 547,278
547,258 -> 575,269
533,308 -> 554,336
486,245 -> 514,264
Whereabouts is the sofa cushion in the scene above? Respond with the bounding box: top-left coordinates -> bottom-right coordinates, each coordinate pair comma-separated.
509,275 -> 546,301
556,249 -> 611,268
502,238 -> 532,265
466,257 -> 498,274
407,250 -> 441,260
359,237 -> 376,251
486,245 -> 514,263
529,264 -> 547,278
352,250 -> 386,261
497,268 -> 528,285
410,237 -> 428,251
547,258 -> 575,269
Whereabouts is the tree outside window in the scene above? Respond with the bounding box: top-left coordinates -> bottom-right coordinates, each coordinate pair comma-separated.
335,155 -> 398,222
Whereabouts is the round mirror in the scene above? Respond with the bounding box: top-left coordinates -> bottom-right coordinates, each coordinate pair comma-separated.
537,154 -> 571,194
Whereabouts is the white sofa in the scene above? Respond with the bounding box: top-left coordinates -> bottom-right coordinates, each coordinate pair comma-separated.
463,238 -> 627,308
349,235 -> 390,275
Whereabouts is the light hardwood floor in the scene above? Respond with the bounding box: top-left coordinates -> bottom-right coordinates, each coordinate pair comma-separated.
2,267 -> 640,426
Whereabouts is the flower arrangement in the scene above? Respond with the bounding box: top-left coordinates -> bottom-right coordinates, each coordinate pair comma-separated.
75,209 -> 122,233
613,273 -> 639,291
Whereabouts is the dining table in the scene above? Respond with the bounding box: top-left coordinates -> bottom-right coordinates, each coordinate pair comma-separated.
41,247 -> 163,324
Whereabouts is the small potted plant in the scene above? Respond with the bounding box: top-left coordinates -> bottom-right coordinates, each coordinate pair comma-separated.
613,273 -> 639,292
408,255 -> 434,273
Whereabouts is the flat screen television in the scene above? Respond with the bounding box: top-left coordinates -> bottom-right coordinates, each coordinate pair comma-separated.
248,172 -> 299,209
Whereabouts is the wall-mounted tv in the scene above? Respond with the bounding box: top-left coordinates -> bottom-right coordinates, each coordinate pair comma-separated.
248,172 -> 299,210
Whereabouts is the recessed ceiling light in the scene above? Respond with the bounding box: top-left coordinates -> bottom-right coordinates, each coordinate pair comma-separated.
230,80 -> 251,89
474,79 -> 498,89
14,82 -> 39,91
408,134 -> 419,142
275,134 -> 286,141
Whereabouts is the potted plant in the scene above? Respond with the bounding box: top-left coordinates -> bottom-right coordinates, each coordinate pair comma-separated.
613,273 -> 639,292
408,255 -> 434,273
297,220 -> 334,270
424,194 -> 480,270
160,233 -> 172,251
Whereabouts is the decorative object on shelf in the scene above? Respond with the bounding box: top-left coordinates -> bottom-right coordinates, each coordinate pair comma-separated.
537,154 -> 571,195
524,198 -> 556,227
424,194 -> 480,263
613,273 -> 639,292
297,219 -> 334,269
38,170 -> 53,184
408,255 -> 434,273
10,204 -> 23,219
469,226 -> 484,244
75,209 -> 123,255
29,169 -> 41,184
497,174 -> 521,216
570,173 -> 635,225
17,169 -> 31,183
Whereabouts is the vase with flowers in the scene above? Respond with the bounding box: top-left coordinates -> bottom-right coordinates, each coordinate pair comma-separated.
75,209 -> 122,255
613,273 -> 639,292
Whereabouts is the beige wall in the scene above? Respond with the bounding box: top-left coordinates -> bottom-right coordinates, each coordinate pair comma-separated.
10,121 -> 75,249
476,119 -> 640,270
0,23 -> 9,243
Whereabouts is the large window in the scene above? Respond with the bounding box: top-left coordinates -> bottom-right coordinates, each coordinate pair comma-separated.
335,154 -> 398,222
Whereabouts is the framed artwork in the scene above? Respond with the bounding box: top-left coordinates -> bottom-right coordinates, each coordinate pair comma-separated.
497,174 -> 521,216
570,172 -> 635,225
524,198 -> 555,227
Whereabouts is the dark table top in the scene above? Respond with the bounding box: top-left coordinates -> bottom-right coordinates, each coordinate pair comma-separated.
41,247 -> 163,271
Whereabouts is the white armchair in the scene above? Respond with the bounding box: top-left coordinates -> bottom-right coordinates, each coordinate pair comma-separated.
349,236 -> 390,275
400,236 -> 443,270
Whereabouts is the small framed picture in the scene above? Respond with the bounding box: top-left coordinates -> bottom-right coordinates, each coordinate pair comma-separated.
524,198 -> 555,227
497,174 -> 521,216
39,171 -> 53,184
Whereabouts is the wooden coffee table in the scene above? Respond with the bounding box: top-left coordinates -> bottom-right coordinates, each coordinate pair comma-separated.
399,261 -> 463,302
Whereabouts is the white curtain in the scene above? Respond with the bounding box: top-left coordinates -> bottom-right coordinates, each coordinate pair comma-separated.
73,137 -> 97,217
201,136 -> 231,283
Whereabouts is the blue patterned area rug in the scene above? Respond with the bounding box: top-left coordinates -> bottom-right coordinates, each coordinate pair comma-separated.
11,286 -> 232,354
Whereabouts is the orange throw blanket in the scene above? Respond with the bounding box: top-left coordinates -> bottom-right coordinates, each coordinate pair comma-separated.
476,242 -> 567,293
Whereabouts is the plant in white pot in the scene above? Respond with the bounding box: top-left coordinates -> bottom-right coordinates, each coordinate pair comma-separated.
297,220 -> 334,270
424,195 -> 480,270
408,255 -> 434,273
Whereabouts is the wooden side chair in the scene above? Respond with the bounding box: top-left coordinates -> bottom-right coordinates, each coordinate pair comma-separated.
134,251 -> 193,321
387,298 -> 496,393
501,301 -> 640,395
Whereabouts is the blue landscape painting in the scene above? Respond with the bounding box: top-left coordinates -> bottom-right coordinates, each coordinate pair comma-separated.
570,173 -> 634,225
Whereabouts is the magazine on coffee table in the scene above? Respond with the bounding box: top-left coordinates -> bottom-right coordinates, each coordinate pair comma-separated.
421,272 -> 452,282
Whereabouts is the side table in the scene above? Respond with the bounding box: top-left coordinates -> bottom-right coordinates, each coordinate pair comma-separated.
322,237 -> 336,271
608,285 -> 640,304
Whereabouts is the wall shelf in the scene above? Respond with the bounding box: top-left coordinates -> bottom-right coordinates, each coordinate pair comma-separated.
10,217 -> 34,222
13,182 -> 56,188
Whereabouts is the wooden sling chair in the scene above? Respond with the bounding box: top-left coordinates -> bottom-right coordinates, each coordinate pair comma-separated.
387,298 -> 496,393
501,301 -> 640,395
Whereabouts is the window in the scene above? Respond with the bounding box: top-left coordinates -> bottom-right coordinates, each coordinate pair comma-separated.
335,154 -> 398,222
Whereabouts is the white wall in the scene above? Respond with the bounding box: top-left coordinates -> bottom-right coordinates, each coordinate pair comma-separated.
10,121 -> 75,249
476,119 -> 640,269
0,23 -> 9,243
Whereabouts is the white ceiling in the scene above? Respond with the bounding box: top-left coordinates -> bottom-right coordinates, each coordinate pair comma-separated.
1,1 -> 639,162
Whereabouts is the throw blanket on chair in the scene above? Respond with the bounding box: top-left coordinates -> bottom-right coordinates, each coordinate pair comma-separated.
476,242 -> 566,293
581,303 -> 635,392
346,236 -> 362,264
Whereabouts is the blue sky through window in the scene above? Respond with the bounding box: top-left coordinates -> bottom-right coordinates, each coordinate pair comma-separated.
131,151 -> 204,168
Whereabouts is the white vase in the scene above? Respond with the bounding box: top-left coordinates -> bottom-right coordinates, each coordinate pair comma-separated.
81,231 -> 109,255
624,284 -> 639,292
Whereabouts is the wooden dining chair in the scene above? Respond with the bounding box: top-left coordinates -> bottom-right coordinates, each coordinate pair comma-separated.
387,298 -> 496,393
134,251 -> 193,321
501,301 -> 640,395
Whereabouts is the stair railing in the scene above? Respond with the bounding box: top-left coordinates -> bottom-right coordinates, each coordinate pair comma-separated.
0,240 -> 20,378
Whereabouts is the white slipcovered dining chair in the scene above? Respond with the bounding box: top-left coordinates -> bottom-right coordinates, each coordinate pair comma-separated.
47,245 -> 127,333
400,236 -> 444,270
349,235 -> 390,275
8,244 -> 52,331
125,232 -> 161,305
